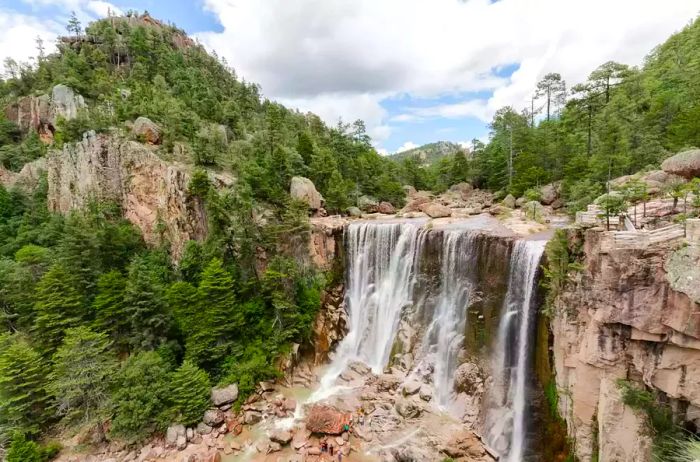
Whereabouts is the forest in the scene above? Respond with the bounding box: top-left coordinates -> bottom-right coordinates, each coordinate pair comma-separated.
1,10 -> 700,460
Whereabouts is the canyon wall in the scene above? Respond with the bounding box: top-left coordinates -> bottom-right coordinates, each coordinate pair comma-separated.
551,225 -> 700,461
46,132 -> 208,260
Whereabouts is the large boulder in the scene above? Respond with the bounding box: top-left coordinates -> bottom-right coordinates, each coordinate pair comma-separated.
502,194 -> 516,209
377,201 -> 396,214
449,182 -> 473,199
133,116 -> 162,145
211,384 -> 238,407
202,409 -> 225,427
269,429 -> 293,445
419,202 -> 452,218
305,405 -> 351,435
290,176 -> 324,210
540,182 -> 560,205
358,195 -> 379,213
394,397 -> 421,418
166,424 -> 186,447
51,84 -> 86,122
661,149 -> 700,179
346,206 -> 362,217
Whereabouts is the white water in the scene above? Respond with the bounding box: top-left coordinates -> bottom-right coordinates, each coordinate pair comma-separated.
311,222 -> 426,401
485,239 -> 546,462
421,231 -> 478,408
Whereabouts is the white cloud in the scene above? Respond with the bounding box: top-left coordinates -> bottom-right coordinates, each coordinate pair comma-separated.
0,10 -> 63,72
198,0 -> 699,144
396,141 -> 418,153
86,1 -> 123,17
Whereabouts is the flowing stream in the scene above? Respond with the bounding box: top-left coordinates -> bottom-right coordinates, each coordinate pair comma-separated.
485,239 -> 546,462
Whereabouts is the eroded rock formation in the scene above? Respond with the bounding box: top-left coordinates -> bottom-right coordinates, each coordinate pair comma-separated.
47,132 -> 207,260
551,227 -> 700,461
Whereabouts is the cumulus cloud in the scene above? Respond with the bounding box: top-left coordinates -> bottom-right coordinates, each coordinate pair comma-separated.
198,0 -> 699,145
396,141 -> 418,153
0,10 -> 63,73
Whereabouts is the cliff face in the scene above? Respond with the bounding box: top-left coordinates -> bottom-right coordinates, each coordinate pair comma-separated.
551,225 -> 700,461
46,132 -> 207,260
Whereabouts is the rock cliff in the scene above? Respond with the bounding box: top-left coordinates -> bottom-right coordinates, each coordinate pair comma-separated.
46,132 -> 207,260
551,225 -> 700,461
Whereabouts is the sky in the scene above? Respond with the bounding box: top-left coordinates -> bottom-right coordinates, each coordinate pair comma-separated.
1,0 -> 699,154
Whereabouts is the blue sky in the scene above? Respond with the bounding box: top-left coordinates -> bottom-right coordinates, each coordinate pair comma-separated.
1,0 -> 698,153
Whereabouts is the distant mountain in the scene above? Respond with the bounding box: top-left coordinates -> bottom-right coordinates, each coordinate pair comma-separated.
390,141 -> 466,165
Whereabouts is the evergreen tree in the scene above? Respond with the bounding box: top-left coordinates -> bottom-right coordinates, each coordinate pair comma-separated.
5,432 -> 43,462
32,264 -> 84,353
185,258 -> 237,369
47,327 -> 116,428
165,281 -> 198,334
0,335 -> 51,438
92,270 -> 129,353
168,360 -> 210,426
110,351 -> 170,442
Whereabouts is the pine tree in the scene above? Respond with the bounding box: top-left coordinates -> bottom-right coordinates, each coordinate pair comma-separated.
0,335 -> 51,438
165,281 -> 198,335
5,432 -> 44,462
92,270 -> 129,353
32,264 -> 85,354
47,327 -> 116,428
66,11 -> 82,38
185,258 -> 236,369
168,360 -> 210,426
110,351 -> 171,441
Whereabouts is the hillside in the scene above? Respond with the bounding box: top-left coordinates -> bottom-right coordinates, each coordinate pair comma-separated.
390,141 -> 466,164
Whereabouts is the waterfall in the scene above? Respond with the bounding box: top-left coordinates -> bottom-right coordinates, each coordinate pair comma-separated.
421,230 -> 478,408
485,239 -> 546,462
311,221 -> 426,400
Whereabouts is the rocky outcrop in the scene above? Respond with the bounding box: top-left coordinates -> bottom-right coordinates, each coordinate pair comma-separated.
47,132 -> 207,260
420,202 -> 452,218
4,84 -> 85,142
312,284 -> 347,364
551,227 -> 700,461
661,149 -> 700,179
540,181 -> 560,205
290,176 -> 323,210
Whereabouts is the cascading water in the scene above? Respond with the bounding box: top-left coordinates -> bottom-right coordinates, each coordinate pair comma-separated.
484,239 -> 546,462
420,230 -> 478,408
311,221 -> 426,400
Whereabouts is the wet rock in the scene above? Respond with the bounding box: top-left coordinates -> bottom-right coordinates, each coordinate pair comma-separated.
454,362 -> 483,394
196,422 -> 213,435
401,381 -> 421,396
211,383 -> 238,407
305,404 -> 352,434
244,410 -> 262,425
202,409 -> 225,426
419,388 -> 432,402
259,380 -> 276,392
307,446 -> 321,455
268,441 -> 281,452
376,374 -> 401,391
270,429 -> 293,445
394,397 -> 421,418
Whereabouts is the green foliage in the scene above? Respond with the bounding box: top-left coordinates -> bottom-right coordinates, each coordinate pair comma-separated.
110,351 -> 171,442
5,432 -> 43,462
187,168 -> 211,197
47,327 -> 117,427
542,229 -> 572,318
92,270 -> 129,353
168,360 -> 210,426
597,193 -> 627,230
0,334 -> 51,439
220,341 -> 280,398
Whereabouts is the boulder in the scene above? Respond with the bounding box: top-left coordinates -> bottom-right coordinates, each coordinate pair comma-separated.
378,201 -> 396,214
358,195 -> 379,212
394,397 -> 421,418
244,410 -> 262,425
401,196 -> 431,213
454,362 -> 482,394
196,422 -> 213,435
51,84 -> 86,122
166,424 -> 186,447
419,202 -> 452,218
202,409 -> 225,427
290,176 -> 324,210
376,374 -> 401,391
176,435 -> 187,450
515,196 -> 526,208
502,194 -> 516,208
661,149 -> 700,178
347,206 -> 362,217
259,380 -> 276,392
402,185 -> 417,196
540,182 -> 560,205
269,429 -> 293,445
402,381 -> 421,396
211,384 -> 238,407
449,182 -> 473,199
132,116 -> 162,145
305,405 -> 351,435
